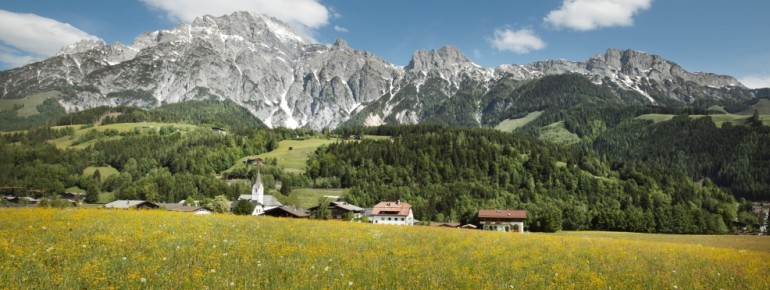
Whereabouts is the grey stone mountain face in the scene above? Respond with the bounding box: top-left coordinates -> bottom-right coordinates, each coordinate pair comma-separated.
0,12 -> 757,129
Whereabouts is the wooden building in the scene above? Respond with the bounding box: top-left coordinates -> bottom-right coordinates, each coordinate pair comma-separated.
478,209 -> 527,233
263,206 -> 311,218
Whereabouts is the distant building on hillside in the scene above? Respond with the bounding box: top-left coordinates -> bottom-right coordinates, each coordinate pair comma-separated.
370,200 -> 414,225
478,209 -> 527,233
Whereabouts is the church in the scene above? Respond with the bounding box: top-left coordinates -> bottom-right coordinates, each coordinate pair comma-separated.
237,170 -> 282,215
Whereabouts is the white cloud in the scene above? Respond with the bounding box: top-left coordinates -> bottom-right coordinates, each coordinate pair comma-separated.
140,0 -> 330,28
489,28 -> 546,54
0,10 -> 98,68
740,75 -> 770,89
544,0 -> 652,31
334,25 -> 348,33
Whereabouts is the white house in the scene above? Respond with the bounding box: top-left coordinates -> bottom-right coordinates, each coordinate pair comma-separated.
370,200 -> 414,225
237,170 -> 282,215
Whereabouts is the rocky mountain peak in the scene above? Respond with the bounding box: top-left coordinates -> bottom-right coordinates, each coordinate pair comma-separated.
332,38 -> 350,50
406,45 -> 472,71
57,39 -> 106,55
590,48 -> 743,88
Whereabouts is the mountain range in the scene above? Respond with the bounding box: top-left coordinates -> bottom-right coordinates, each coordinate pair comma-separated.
0,11 -> 765,130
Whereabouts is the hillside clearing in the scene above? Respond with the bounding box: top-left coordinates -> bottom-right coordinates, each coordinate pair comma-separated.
1,209 -> 767,289
253,138 -> 338,173
284,188 -> 347,208
637,113 -> 770,127
538,121 -> 580,144
83,166 -> 119,181
494,111 -> 543,132
48,122 -> 200,149
0,91 -> 62,118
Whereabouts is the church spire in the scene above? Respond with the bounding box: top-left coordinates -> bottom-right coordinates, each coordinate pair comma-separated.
252,167 -> 264,205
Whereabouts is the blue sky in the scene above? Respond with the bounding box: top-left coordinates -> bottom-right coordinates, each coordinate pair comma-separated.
1,0 -> 769,88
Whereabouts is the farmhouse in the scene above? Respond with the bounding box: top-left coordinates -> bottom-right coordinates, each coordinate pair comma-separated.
370,200 -> 414,225
309,201 -> 365,220
105,200 -> 160,210
159,203 -> 212,215
237,170 -> 282,215
263,206 -> 311,218
478,209 -> 527,233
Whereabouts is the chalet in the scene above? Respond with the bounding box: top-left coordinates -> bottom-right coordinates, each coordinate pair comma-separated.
309,201 -> 365,220
61,192 -> 85,201
370,200 -> 414,225
478,209 -> 527,233
263,206 -> 311,218
7,196 -> 40,205
429,222 -> 461,228
237,170 -> 282,215
159,203 -> 212,215
105,200 -> 160,210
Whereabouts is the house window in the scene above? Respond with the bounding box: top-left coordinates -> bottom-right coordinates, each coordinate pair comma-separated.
401,218 -> 404,221
388,217 -> 391,221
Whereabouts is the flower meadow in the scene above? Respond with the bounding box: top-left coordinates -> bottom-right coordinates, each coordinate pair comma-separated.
1,208 -> 768,289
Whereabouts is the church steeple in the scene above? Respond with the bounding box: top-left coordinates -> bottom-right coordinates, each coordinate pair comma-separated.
252,169 -> 264,205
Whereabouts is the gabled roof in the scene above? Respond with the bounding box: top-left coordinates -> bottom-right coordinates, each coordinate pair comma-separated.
430,222 -> 461,228
478,209 -> 527,219
372,201 -> 412,216
105,200 -> 159,209
264,206 -> 311,218
330,201 -> 364,212
159,203 -> 207,212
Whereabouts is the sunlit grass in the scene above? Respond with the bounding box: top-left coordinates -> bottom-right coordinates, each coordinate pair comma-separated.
48,122 -> 199,149
495,111 -> 543,132
285,188 -> 348,208
254,138 -> 338,173
637,113 -> 770,127
1,208 -> 767,289
0,91 -> 62,117
82,166 -> 119,181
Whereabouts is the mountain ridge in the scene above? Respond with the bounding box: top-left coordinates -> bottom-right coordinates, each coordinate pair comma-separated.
0,11 -> 763,130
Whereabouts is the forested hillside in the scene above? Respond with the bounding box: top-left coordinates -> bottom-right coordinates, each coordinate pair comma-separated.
311,125 -> 741,233
594,115 -> 770,200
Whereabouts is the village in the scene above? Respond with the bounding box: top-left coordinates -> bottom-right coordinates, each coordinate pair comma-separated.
0,170 -> 531,233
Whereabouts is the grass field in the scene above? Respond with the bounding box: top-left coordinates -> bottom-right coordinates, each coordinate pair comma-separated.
1,208 -> 767,289
285,188 -> 347,208
48,122 -> 199,149
0,91 -> 62,117
637,113 -> 770,127
495,111 -> 543,132
253,138 -> 338,173
82,166 -> 119,182
739,99 -> 770,115
538,121 -> 580,144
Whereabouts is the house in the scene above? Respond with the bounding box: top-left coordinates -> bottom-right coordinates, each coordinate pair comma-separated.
478,209 -> 527,233
429,222 -> 461,228
263,206 -> 311,218
61,192 -> 85,201
7,196 -> 40,205
104,200 -> 160,210
237,170 -> 282,215
159,203 -> 212,215
309,201 -> 365,220
370,200 -> 414,225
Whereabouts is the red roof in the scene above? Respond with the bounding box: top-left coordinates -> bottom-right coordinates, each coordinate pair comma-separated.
372,201 -> 412,216
478,209 -> 527,219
